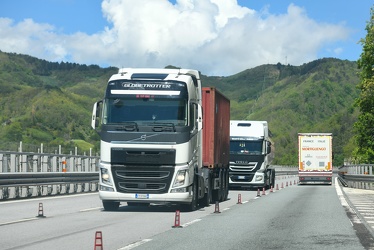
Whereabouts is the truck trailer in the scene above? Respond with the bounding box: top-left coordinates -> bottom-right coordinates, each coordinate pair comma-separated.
228,120 -> 275,190
91,68 -> 230,211
298,133 -> 333,185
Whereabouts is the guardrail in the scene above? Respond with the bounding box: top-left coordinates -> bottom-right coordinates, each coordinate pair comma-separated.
272,165 -> 298,176
0,150 -> 100,200
338,164 -> 374,189
0,172 -> 99,187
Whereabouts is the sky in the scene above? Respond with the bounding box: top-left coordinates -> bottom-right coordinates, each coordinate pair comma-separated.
0,0 -> 372,76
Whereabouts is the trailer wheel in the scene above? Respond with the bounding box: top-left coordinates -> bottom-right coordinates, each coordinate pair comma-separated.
102,201 -> 120,211
223,169 -> 229,201
218,169 -> 225,202
212,169 -> 223,202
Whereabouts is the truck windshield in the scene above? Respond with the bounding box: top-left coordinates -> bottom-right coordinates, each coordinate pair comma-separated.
102,80 -> 188,126
103,98 -> 187,125
230,140 -> 263,154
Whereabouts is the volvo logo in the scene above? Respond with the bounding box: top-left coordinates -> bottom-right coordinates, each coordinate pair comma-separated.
140,135 -> 147,141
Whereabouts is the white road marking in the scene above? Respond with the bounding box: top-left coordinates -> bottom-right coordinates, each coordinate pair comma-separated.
79,207 -> 102,212
0,192 -> 98,205
118,239 -> 153,250
182,219 -> 202,227
335,177 -> 362,224
0,217 -> 39,226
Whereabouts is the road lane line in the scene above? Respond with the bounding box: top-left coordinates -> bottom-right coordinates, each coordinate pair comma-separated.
0,217 -> 38,226
118,239 -> 152,250
182,219 -> 202,227
79,207 -> 102,212
0,192 -> 98,205
335,177 -> 362,224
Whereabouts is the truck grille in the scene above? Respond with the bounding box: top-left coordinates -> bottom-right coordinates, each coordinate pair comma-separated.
229,163 -> 257,171
229,162 -> 257,183
112,165 -> 174,194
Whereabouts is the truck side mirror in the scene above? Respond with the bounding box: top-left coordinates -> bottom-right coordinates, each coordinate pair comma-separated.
91,100 -> 102,129
197,104 -> 203,131
267,142 -> 272,154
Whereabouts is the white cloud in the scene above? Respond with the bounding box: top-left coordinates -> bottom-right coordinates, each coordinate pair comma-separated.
0,1 -> 350,76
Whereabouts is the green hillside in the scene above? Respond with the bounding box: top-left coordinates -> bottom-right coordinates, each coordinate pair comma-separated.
204,59 -> 360,165
0,51 -> 360,165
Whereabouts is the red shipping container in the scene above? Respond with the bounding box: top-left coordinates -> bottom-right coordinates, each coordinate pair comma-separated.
202,87 -> 230,169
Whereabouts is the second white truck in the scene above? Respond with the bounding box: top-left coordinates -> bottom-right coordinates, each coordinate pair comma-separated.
228,120 -> 274,190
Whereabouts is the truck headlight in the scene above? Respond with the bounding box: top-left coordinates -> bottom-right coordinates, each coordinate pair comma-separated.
173,170 -> 188,188
100,168 -> 112,186
255,175 -> 263,181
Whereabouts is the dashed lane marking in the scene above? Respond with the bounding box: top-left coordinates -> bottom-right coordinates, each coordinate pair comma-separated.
0,217 -> 38,226
118,239 -> 153,250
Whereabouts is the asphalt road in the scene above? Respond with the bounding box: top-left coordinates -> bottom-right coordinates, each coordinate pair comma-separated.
1,176 -> 374,250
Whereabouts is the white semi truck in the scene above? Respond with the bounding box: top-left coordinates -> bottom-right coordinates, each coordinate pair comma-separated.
228,120 -> 275,190
298,133 -> 333,185
91,68 -> 230,211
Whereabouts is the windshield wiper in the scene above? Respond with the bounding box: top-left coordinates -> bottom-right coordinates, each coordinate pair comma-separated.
151,122 -> 176,132
115,122 -> 139,131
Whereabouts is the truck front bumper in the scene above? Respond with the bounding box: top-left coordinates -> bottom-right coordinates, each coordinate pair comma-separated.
229,172 -> 265,189
99,189 -> 193,205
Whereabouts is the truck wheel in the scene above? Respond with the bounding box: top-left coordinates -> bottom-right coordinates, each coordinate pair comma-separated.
219,169 -> 225,201
212,169 -> 222,202
201,174 -> 212,207
102,201 -> 120,211
183,179 -> 198,211
223,169 -> 229,201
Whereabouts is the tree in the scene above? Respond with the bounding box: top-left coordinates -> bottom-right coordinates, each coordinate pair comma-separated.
355,6 -> 374,163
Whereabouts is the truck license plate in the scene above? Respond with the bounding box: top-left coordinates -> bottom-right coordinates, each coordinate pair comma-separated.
238,176 -> 245,180
135,194 -> 149,199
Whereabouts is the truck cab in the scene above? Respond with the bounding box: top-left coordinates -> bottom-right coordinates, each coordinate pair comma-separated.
228,121 -> 274,189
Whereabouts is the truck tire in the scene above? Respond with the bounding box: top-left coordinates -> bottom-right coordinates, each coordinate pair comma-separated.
218,169 -> 225,202
102,201 -> 120,211
201,173 -> 212,207
183,178 -> 198,211
212,169 -> 223,202
223,169 -> 229,201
